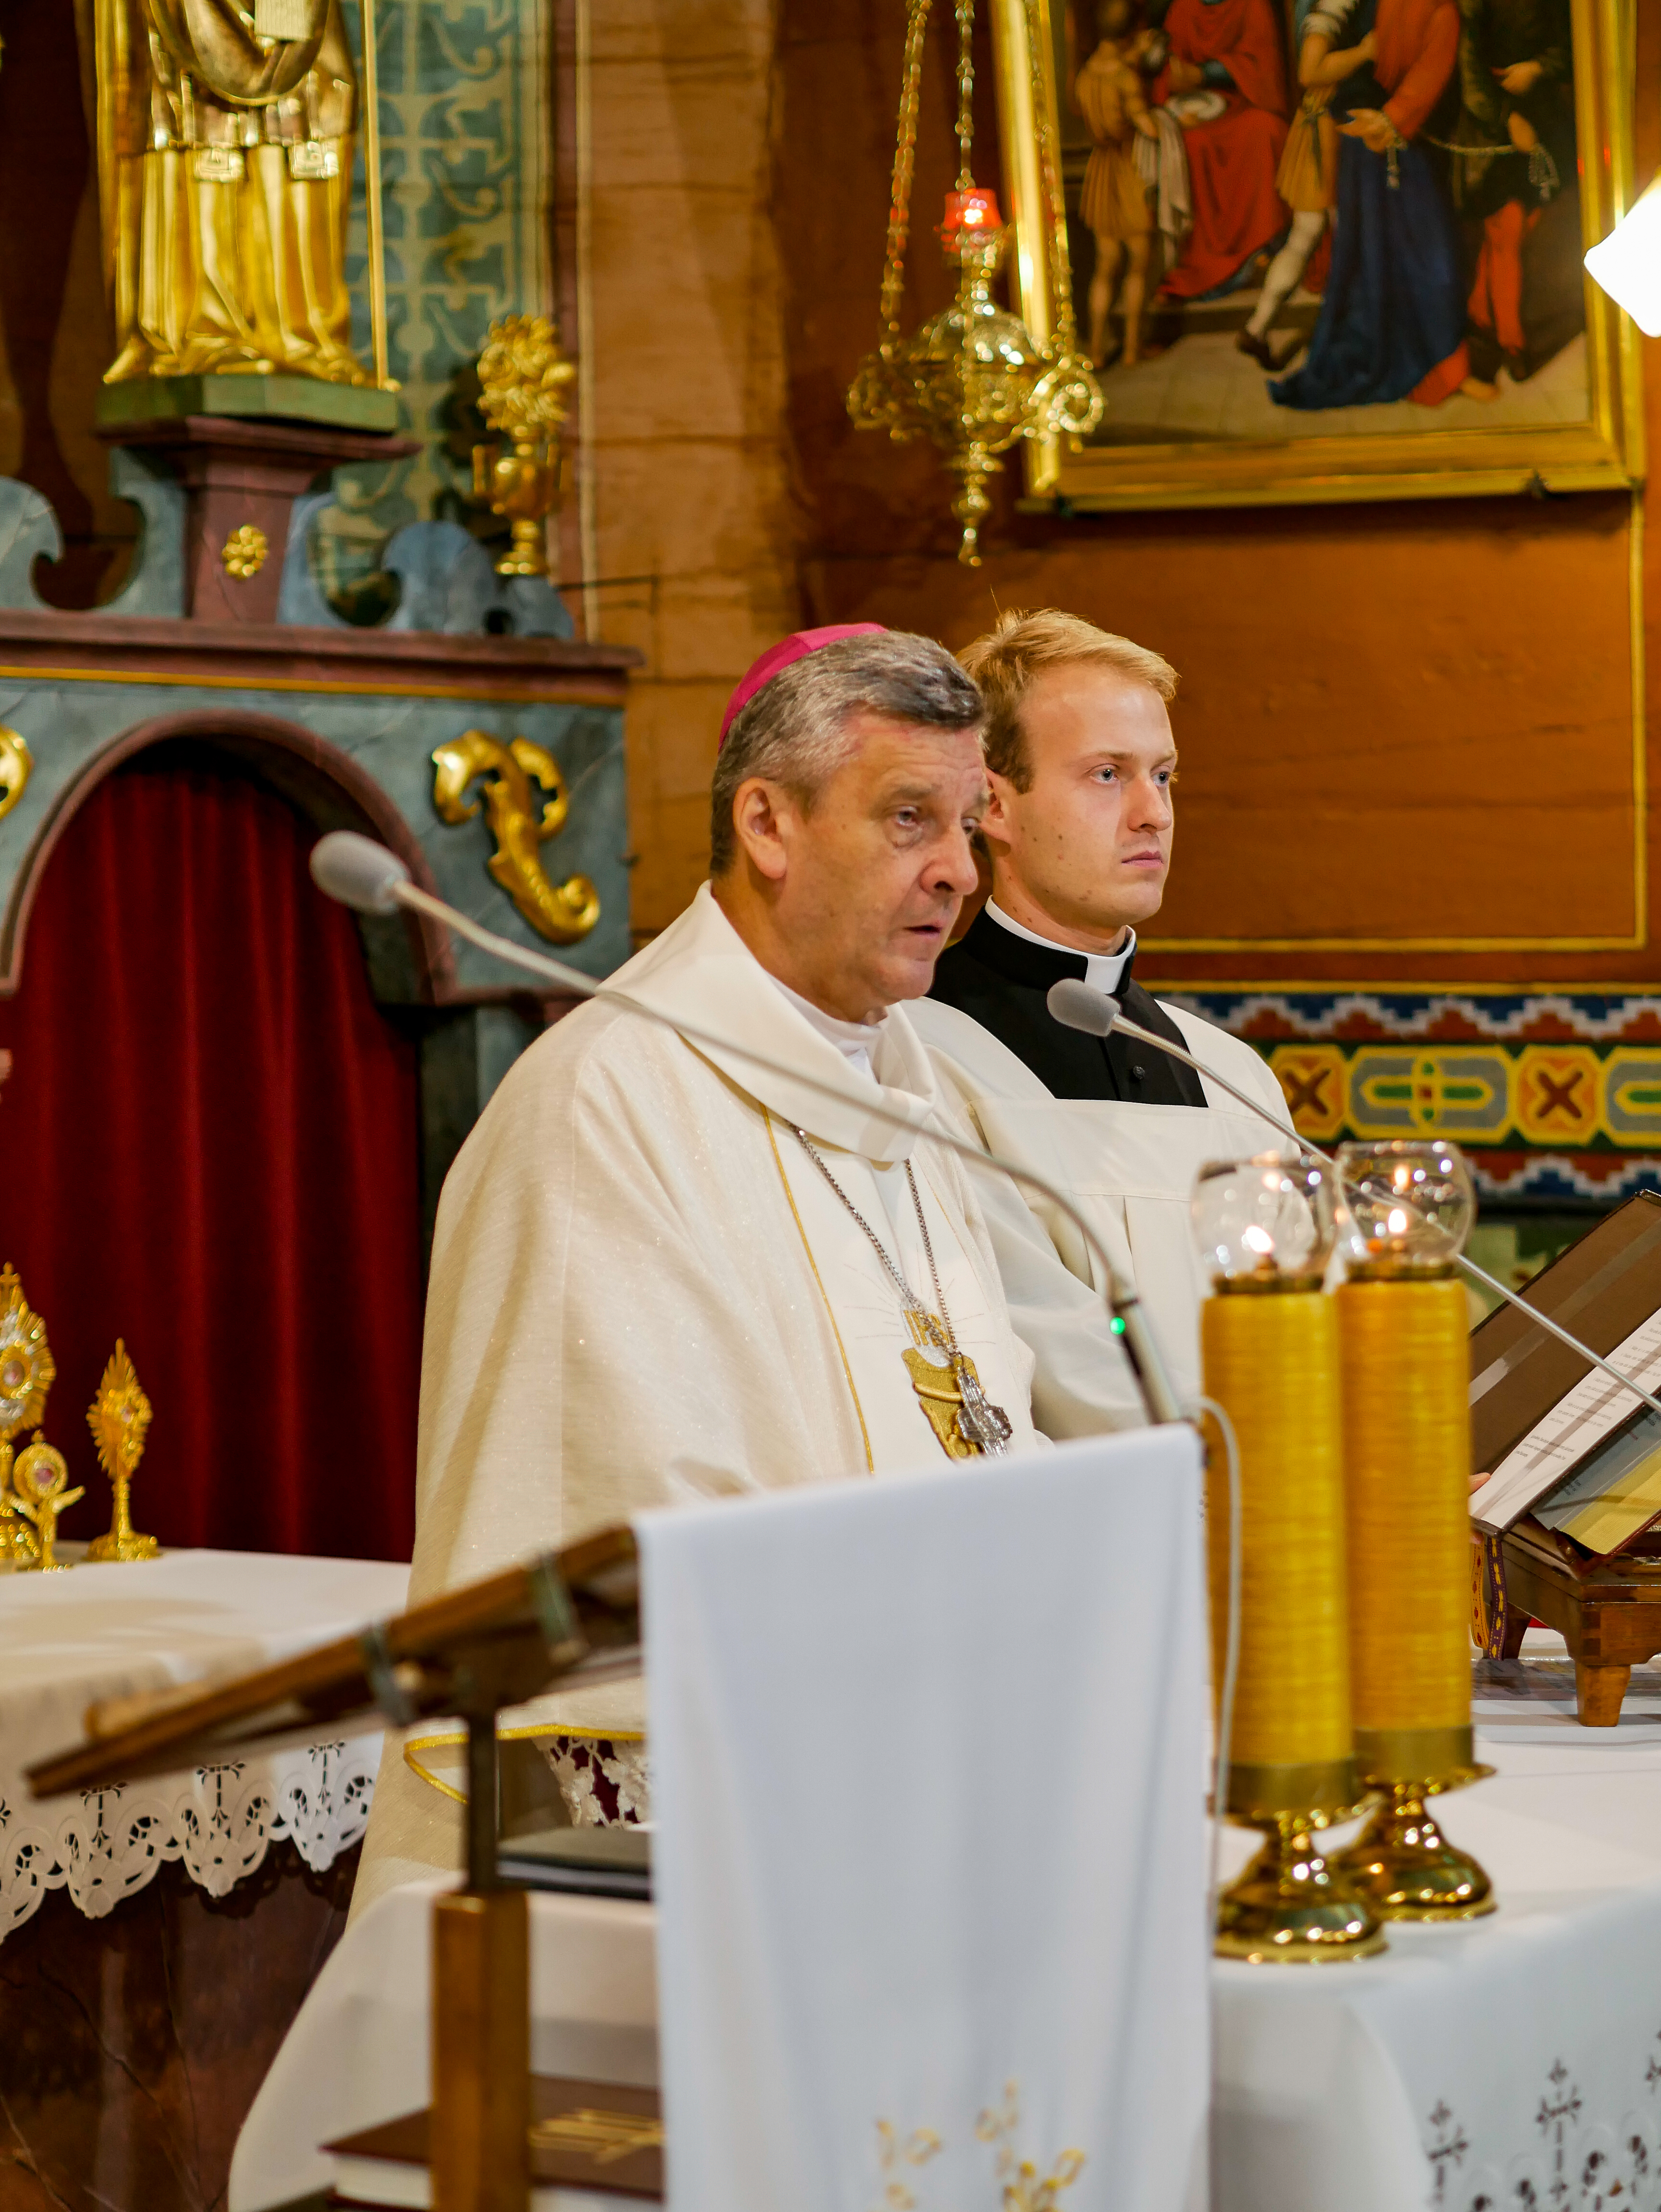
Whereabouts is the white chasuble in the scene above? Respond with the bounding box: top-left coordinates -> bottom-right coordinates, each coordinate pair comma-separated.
909,993 -> 1292,1418
353,885 -> 1040,1915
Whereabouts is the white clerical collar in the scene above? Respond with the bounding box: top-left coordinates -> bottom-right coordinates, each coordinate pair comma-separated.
766,974 -> 888,1082
603,885 -> 937,1162
985,898 -> 1137,996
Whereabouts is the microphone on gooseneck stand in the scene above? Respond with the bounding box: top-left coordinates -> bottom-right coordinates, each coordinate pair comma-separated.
1045,976 -> 1661,1422
309,833 -> 1186,1427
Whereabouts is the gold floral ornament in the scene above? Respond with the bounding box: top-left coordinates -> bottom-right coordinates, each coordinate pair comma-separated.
432,730 -> 600,945
0,1265 -> 54,1567
846,0 -> 1101,565
473,313 -> 576,579
0,725 -> 31,823
86,1341 -> 158,1563
12,1443 -> 82,1572
222,525 -> 269,580
872,2120 -> 943,2212
976,2083 -> 1086,2212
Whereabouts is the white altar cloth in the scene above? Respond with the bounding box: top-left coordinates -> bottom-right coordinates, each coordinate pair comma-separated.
236,1632 -> 1661,2212
0,1546 -> 408,1938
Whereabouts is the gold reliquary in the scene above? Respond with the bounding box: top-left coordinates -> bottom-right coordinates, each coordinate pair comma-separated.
0,1265 -> 158,1570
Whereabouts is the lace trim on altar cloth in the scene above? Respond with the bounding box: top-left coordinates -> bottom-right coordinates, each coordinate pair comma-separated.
540,1734 -> 652,1827
1425,2047 -> 1661,2212
0,1733 -> 381,1942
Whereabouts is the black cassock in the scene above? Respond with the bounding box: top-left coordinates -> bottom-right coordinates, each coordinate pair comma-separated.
927,907 -> 1207,1109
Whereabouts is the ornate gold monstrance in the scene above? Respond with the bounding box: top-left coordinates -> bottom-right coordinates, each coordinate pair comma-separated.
86,1341 -> 159,1563
0,1265 -> 56,1568
93,0 -> 371,386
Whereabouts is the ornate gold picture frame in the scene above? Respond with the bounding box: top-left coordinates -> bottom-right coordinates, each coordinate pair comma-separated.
990,0 -> 1641,509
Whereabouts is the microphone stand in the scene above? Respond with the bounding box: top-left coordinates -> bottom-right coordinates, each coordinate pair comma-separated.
321,851 -> 1186,1427
1072,993 -> 1661,1426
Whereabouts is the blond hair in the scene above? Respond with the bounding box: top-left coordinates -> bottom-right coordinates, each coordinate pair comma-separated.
959,608 -> 1178,791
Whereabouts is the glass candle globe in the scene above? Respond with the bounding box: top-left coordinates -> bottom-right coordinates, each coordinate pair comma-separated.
1191,1150 -> 1337,1290
1336,1140 -> 1475,1276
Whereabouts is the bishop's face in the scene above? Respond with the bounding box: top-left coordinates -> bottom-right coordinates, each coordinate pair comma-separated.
981,664 -> 1176,954
718,711 -> 987,1023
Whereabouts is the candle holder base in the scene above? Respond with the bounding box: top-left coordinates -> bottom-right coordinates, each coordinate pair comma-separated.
1335,1773 -> 1496,1921
1215,1810 -> 1388,1963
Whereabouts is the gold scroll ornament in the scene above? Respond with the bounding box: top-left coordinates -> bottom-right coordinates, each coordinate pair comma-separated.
0,725 -> 30,822
92,0 -> 368,385
432,732 -> 600,945
473,313 -> 575,579
0,1264 -> 55,1567
86,1341 -> 159,1563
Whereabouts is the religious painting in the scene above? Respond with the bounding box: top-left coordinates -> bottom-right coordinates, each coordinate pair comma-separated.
991,0 -> 1640,506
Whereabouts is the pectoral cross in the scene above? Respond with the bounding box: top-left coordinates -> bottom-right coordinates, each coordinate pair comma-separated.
901,1313 -> 1014,1459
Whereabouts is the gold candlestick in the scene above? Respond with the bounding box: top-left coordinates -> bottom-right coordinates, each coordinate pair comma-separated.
1331,1142 -> 1494,1921
1195,1152 -> 1384,1964
13,1442 -> 82,1571
85,1343 -> 159,1564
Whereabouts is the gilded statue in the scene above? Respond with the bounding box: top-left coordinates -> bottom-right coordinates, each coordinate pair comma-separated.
92,0 -> 369,384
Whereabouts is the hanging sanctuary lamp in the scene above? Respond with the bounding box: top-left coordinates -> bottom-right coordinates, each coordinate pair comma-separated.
847,0 -> 1103,566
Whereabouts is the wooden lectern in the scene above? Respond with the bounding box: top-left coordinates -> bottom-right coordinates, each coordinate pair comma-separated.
27,1528 -> 642,2212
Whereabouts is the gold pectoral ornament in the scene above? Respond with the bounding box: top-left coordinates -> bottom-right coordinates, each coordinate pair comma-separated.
794,1132 -> 1014,1459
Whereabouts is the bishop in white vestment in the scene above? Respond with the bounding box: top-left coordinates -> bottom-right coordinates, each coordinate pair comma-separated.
354,625 -> 1145,1912
910,609 -> 1291,1415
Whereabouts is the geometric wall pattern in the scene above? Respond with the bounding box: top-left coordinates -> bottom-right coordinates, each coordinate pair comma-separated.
1161,990 -> 1661,1206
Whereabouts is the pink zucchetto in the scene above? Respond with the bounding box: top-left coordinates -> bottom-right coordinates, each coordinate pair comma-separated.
718,624 -> 888,748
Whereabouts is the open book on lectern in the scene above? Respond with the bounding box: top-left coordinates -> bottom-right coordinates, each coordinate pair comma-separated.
1470,1191 -> 1661,1562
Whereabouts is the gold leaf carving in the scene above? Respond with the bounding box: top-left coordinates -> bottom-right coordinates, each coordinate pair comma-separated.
431,729 -> 600,946
0,726 -> 32,822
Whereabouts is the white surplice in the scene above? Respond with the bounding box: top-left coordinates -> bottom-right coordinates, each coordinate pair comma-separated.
909,987 -> 1291,1416
355,885 -> 1150,1913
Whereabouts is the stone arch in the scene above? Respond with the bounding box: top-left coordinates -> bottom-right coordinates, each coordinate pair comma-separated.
0,708 -> 456,1002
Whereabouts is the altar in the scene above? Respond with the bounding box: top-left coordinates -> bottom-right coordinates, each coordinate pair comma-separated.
0,1549 -> 407,2212
229,1632 -> 1661,2212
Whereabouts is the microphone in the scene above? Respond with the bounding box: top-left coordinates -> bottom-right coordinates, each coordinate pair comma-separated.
310,833 -> 1186,1426
310,830 -> 410,915
1046,976 -> 1661,1423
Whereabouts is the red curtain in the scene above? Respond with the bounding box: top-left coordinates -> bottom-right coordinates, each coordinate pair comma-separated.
0,746 -> 422,1559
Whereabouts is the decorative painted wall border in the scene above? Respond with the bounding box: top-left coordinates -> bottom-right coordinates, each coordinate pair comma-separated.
1159,989 -> 1661,1207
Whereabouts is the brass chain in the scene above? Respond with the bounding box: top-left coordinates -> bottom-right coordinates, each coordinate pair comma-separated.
954,0 -> 977,190
880,0 -> 935,336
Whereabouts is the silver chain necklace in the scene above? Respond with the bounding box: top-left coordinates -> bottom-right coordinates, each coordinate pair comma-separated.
793,1130 -> 1013,1457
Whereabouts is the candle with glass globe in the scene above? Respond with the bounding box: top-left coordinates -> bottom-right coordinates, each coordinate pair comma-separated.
1195,1149 -> 1383,1963
1332,1139 -> 1495,1921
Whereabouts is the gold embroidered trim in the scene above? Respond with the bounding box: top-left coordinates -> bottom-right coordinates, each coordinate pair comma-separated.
764,1108 -> 875,1474
402,1719 -> 644,1804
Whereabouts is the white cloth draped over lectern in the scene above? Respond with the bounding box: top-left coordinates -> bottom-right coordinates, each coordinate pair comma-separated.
230,1427 -> 1208,2211
644,1425 -> 1209,2212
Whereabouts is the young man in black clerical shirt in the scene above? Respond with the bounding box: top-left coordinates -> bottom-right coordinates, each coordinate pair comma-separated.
909,607 -> 1290,1412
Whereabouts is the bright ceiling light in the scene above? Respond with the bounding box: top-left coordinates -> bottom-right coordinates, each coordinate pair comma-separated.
1585,177 -> 1661,336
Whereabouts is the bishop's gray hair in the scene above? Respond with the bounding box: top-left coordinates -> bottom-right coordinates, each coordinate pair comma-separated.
710,630 -> 985,876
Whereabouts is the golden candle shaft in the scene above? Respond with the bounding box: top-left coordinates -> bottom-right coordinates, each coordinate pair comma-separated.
1202,1290 -> 1352,1771
1337,1276 -> 1472,1742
